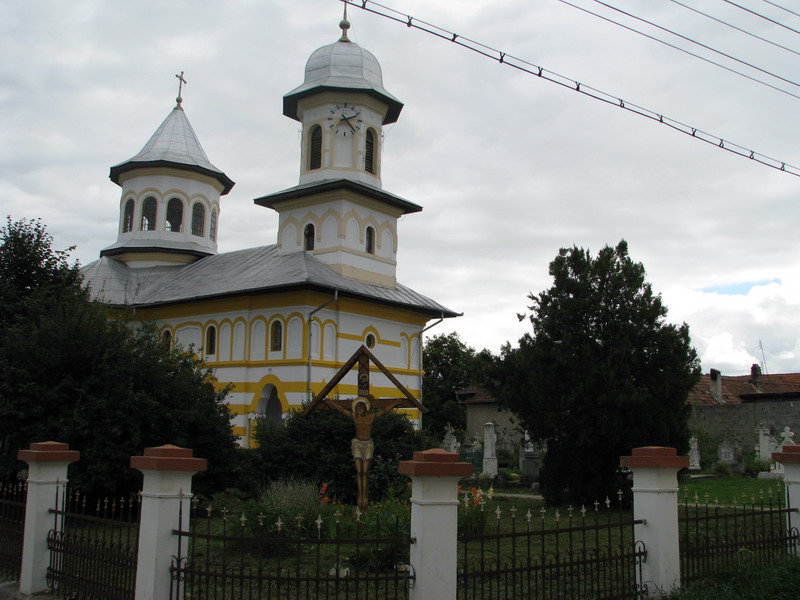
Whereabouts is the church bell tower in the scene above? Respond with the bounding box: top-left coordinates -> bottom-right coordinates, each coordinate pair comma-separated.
255,14 -> 419,288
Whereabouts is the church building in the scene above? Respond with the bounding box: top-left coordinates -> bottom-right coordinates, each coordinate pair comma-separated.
81,17 -> 458,446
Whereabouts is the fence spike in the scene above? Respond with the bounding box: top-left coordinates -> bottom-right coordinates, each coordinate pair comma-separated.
495,506 -> 502,520
275,516 -> 283,531
510,506 -> 517,519
221,506 -> 229,521
580,505 -> 587,518
239,513 -> 247,527
526,509 -> 532,522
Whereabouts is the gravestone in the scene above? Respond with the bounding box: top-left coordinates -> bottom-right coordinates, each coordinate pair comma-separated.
688,437 -> 701,471
482,422 -> 498,478
519,432 -> 541,483
441,423 -> 460,454
717,437 -> 738,466
756,425 -> 778,462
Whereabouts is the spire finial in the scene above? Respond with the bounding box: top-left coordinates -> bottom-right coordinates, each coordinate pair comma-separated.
339,3 -> 351,42
175,71 -> 187,109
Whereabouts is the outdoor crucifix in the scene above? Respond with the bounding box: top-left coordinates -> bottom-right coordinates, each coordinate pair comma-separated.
303,345 -> 426,511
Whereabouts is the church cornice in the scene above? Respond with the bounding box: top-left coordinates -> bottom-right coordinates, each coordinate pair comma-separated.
254,178 -> 422,215
110,160 -> 235,195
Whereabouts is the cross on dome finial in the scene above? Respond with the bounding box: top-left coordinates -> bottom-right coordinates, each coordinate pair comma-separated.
339,3 -> 351,42
175,71 -> 187,109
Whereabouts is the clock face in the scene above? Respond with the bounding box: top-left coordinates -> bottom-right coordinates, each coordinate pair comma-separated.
327,103 -> 362,136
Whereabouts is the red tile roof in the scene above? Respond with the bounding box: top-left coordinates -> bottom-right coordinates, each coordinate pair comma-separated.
688,371 -> 800,405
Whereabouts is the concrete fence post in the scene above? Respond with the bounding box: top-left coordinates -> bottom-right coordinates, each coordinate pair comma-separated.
772,444 -> 800,553
17,441 -> 80,596
399,448 -> 472,600
620,446 -> 688,597
131,445 -> 207,600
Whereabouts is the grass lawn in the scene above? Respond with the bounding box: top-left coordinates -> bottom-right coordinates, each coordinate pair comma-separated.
679,475 -> 785,506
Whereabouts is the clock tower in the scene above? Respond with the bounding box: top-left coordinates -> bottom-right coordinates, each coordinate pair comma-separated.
256,15 -> 416,288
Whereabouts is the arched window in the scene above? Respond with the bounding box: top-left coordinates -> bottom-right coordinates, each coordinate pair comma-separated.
366,333 -> 376,349
205,326 -> 217,356
365,226 -> 375,254
191,203 -> 206,236
365,129 -> 376,174
309,126 -> 322,170
210,209 -> 218,242
166,198 -> 183,232
304,224 -> 315,251
270,321 -> 283,352
141,197 -> 157,231
162,329 -> 172,348
123,199 -> 135,233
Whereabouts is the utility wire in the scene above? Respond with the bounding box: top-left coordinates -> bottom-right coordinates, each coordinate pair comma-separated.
668,0 -> 800,58
721,0 -> 800,36
761,0 -> 800,20
341,0 -> 800,178
588,0 -> 800,90
559,0 -> 800,101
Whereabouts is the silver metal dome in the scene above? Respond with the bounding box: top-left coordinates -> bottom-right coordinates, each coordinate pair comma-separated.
283,36 -> 403,124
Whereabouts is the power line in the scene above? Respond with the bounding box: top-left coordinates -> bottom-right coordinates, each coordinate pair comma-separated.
761,0 -> 800,20
558,0 -> 800,100
341,0 -> 800,179
721,0 -> 800,36
587,0 -> 800,90
668,0 -> 800,58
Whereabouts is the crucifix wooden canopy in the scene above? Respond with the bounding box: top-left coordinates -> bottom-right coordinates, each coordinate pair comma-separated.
303,345 -> 427,415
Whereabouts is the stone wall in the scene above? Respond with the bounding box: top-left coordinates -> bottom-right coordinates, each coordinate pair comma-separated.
690,399 -> 800,453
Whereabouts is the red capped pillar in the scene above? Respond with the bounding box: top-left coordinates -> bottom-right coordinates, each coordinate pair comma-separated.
131,445 -> 207,600
399,449 -> 472,600
620,446 -> 688,597
772,444 -> 800,551
17,442 -> 80,595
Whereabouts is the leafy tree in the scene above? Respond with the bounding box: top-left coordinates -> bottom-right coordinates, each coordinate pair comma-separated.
492,241 -> 700,504
421,332 -> 482,439
0,218 -> 238,497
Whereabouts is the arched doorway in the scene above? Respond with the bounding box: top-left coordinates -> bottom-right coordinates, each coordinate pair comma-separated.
247,384 -> 284,447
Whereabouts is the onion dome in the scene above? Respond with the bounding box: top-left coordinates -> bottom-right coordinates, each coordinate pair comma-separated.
109,105 -> 234,195
283,18 -> 403,124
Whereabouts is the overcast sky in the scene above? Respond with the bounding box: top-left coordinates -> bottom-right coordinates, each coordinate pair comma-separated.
3,0 -> 799,376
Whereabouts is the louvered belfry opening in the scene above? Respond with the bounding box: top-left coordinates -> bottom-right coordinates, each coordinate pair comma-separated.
309,126 -> 322,170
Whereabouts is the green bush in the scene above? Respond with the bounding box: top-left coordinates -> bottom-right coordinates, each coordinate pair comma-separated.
252,408 -> 427,505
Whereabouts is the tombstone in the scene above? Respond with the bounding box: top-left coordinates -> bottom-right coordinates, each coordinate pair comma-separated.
482,422 -> 498,478
717,437 -> 738,466
519,432 -> 541,483
780,426 -> 796,448
688,437 -> 701,471
756,425 -> 778,462
441,423 -> 460,454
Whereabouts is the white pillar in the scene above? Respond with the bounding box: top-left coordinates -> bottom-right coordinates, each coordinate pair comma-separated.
399,448 -> 472,600
131,445 -> 207,600
772,443 -> 800,552
17,441 -> 80,596
620,446 -> 688,598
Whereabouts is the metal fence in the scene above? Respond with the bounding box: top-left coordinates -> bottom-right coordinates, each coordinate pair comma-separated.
170,499 -> 415,599
46,485 -> 140,600
679,486 -> 800,584
0,481 -> 26,582
457,493 -> 647,600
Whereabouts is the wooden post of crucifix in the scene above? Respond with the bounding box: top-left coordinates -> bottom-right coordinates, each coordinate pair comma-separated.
304,345 -> 427,512
175,71 -> 187,108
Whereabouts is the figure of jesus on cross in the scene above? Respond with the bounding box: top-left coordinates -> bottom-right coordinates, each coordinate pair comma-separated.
324,396 -> 402,511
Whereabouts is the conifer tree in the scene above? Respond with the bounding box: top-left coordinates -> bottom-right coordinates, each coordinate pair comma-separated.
493,241 -> 700,504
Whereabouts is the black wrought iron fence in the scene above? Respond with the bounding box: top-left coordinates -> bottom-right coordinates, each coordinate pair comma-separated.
0,481 -> 26,581
679,486 -> 800,584
46,485 -> 140,600
458,493 -> 647,600
170,499 -> 414,599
